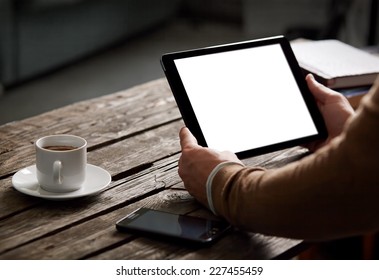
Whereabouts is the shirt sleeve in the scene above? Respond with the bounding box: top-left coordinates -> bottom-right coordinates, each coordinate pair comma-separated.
211,77 -> 379,241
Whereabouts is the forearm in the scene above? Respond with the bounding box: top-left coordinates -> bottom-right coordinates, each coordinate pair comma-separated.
211,86 -> 379,240
212,143 -> 367,240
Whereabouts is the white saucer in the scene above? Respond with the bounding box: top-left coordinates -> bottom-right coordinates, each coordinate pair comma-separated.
12,164 -> 111,201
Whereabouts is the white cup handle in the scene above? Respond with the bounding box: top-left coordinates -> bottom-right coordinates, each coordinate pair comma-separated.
53,160 -> 62,185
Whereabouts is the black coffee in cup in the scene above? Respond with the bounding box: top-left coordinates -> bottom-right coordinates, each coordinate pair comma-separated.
43,145 -> 77,151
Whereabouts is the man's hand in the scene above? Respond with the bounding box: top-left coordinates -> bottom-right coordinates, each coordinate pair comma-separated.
305,74 -> 355,152
178,127 -> 243,206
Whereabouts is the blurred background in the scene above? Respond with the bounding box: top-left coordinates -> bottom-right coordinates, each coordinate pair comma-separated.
0,0 -> 377,124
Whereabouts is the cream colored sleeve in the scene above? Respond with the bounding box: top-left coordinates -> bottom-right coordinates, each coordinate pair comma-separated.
211,78 -> 379,241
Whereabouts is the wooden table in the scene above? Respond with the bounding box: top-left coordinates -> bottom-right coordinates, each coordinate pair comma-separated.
0,78 -> 309,260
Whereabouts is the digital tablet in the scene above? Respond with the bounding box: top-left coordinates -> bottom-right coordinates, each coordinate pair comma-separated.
161,36 -> 327,158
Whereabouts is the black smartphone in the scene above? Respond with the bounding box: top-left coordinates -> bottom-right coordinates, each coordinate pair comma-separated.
116,207 -> 231,244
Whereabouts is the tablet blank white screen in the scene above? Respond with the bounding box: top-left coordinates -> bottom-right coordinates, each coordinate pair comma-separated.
174,44 -> 317,153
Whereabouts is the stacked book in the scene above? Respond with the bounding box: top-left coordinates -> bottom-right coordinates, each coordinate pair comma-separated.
291,39 -> 379,108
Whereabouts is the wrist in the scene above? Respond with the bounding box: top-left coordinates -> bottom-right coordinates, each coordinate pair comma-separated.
206,161 -> 244,215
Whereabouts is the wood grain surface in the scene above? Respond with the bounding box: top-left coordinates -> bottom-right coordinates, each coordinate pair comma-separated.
0,78 -> 306,259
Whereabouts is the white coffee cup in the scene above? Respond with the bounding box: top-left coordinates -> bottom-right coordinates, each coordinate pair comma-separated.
35,135 -> 87,193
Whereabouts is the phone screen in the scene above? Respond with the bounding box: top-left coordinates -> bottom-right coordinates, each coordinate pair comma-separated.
116,208 -> 231,243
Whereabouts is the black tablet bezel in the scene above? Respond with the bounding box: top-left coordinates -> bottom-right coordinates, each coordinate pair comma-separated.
161,36 -> 327,159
